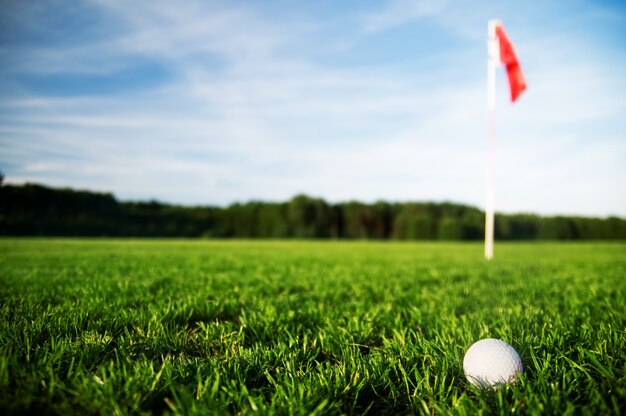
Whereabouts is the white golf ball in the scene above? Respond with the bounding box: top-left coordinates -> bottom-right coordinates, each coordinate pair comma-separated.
463,338 -> 523,388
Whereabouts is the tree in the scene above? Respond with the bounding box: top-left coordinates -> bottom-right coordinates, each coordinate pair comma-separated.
287,195 -> 330,238
2,182 -> 626,239
437,217 -> 464,240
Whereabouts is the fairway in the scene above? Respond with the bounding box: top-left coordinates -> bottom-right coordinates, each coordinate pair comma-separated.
1,239 -> 625,415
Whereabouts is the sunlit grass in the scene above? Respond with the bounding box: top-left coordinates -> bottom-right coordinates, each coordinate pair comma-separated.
1,239 -> 625,414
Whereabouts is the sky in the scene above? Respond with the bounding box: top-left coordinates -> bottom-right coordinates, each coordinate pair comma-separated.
1,0 -> 625,216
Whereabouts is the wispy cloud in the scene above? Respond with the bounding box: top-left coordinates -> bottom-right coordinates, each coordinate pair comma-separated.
359,0 -> 447,33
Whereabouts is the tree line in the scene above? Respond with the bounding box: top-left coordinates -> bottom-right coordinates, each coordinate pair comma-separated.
1,183 -> 625,240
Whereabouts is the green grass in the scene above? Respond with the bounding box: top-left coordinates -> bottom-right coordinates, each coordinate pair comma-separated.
1,239 -> 625,415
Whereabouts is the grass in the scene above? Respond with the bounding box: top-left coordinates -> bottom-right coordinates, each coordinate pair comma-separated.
0,239 -> 625,415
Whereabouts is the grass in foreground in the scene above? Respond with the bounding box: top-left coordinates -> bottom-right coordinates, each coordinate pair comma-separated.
0,239 -> 625,415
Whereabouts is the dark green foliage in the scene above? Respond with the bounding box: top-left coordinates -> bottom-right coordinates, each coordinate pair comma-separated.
1,183 -> 625,239
288,195 -> 331,238
1,239 -> 625,415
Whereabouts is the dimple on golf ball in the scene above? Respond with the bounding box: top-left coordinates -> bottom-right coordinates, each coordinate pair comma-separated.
463,338 -> 523,388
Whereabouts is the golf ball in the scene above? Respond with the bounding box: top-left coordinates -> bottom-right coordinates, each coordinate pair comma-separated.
463,338 -> 523,388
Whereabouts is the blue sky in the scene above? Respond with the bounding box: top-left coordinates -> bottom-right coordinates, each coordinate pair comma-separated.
1,0 -> 625,216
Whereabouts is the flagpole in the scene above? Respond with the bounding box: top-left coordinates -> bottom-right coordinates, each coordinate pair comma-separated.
485,20 -> 499,260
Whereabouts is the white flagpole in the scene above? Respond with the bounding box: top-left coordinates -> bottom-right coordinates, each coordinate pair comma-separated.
485,20 -> 499,260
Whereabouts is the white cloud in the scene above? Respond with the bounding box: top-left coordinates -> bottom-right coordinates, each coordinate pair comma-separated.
360,0 -> 447,34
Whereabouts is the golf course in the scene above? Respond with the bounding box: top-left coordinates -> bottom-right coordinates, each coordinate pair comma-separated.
3,0 -> 626,414
1,239 -> 624,414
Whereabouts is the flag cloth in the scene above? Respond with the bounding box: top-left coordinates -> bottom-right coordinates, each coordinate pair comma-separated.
495,24 -> 526,102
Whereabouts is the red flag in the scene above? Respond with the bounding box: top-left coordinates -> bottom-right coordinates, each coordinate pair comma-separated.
495,24 -> 526,102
